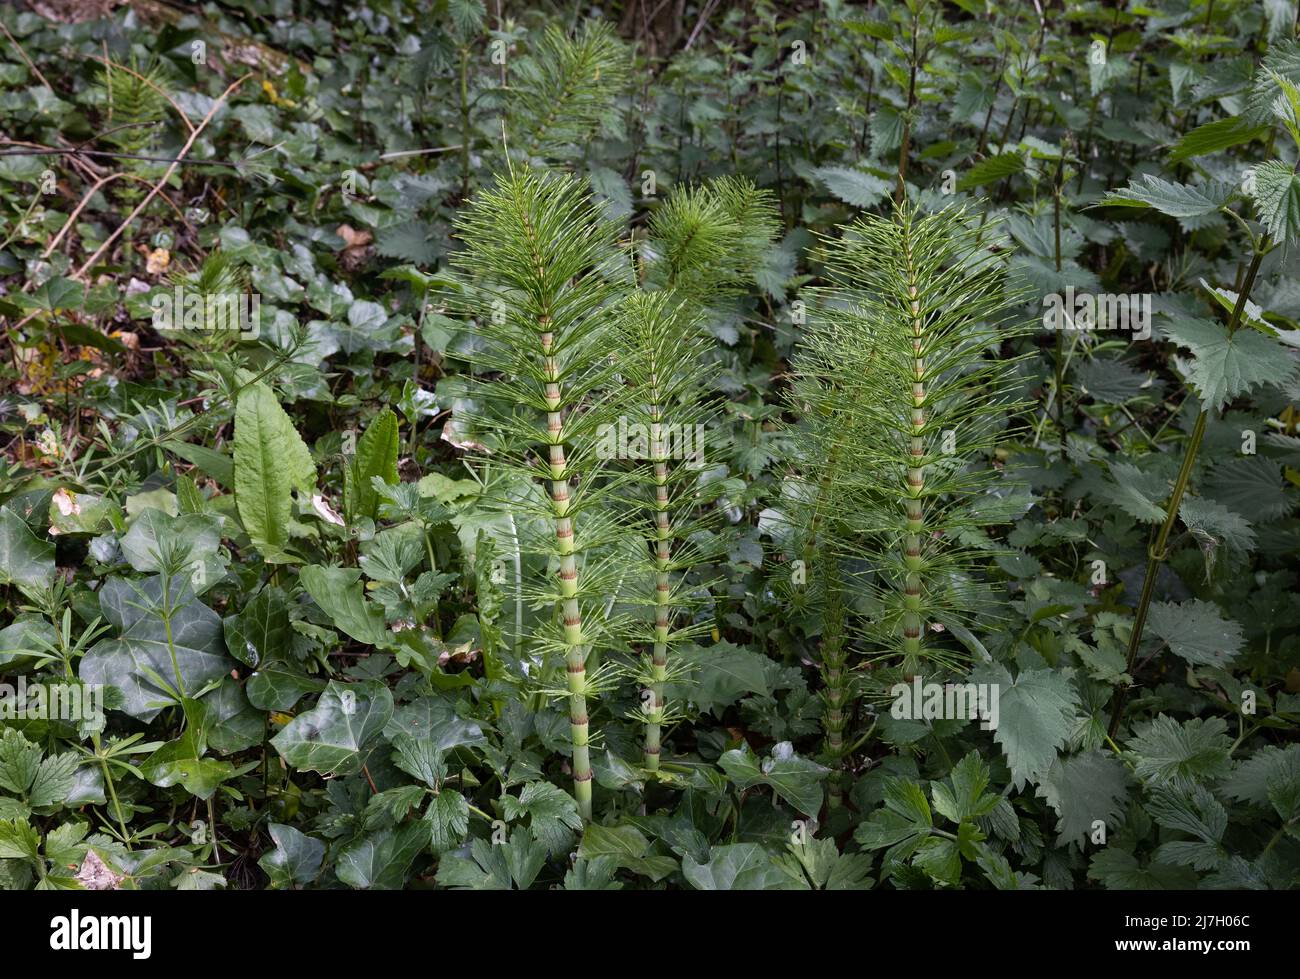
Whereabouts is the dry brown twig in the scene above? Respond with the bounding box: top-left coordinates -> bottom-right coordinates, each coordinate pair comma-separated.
71,73 -> 253,282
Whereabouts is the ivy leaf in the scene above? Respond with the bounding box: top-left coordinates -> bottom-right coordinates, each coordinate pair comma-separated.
718,741 -> 828,816
119,509 -> 224,590
1037,751 -> 1130,848
1127,715 -> 1233,789
258,823 -> 325,889
271,680 -> 394,775
223,587 -> 292,669
1249,160 -> 1300,245
1163,316 -> 1297,412
246,663 -> 326,712
1100,174 -> 1232,218
1145,599 -> 1245,668
79,576 -> 233,721
335,824 -> 426,890
682,843 -> 801,890
0,505 -> 55,596
578,824 -> 677,881
234,382 -> 316,563
140,727 -> 237,800
193,678 -> 264,755
970,664 -> 1081,790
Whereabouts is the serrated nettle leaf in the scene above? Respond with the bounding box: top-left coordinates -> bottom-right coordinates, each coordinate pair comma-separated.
1100,175 -> 1234,218
970,664 -> 1081,791
1127,715 -> 1233,789
1161,317 -> 1298,412
813,166 -> 893,208
1168,116 -> 1269,163
1249,159 -> 1300,244
1038,751 -> 1129,849
1145,599 -> 1244,668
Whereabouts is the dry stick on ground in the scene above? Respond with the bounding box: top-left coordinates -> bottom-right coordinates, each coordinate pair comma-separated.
0,20 -> 54,93
71,74 -> 252,283
44,173 -> 188,258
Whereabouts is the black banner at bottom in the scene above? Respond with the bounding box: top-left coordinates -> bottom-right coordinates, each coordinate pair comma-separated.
0,887 -> 1282,967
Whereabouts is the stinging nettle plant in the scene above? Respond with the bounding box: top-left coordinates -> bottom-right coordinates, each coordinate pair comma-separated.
789,202 -> 1031,802
1099,56 -> 1300,738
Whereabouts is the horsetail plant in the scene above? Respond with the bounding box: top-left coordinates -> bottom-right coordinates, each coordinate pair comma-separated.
451,164 -> 635,821
791,202 -> 1031,800
614,177 -> 780,771
611,292 -> 716,771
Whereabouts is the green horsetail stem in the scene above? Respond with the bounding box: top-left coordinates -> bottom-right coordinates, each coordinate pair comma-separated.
541,323 -> 593,821
901,235 -> 927,677
644,406 -> 671,770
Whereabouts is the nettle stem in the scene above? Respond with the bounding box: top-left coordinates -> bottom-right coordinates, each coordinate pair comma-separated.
901,238 -> 928,676
1108,245 -> 1267,739
540,322 -> 593,820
